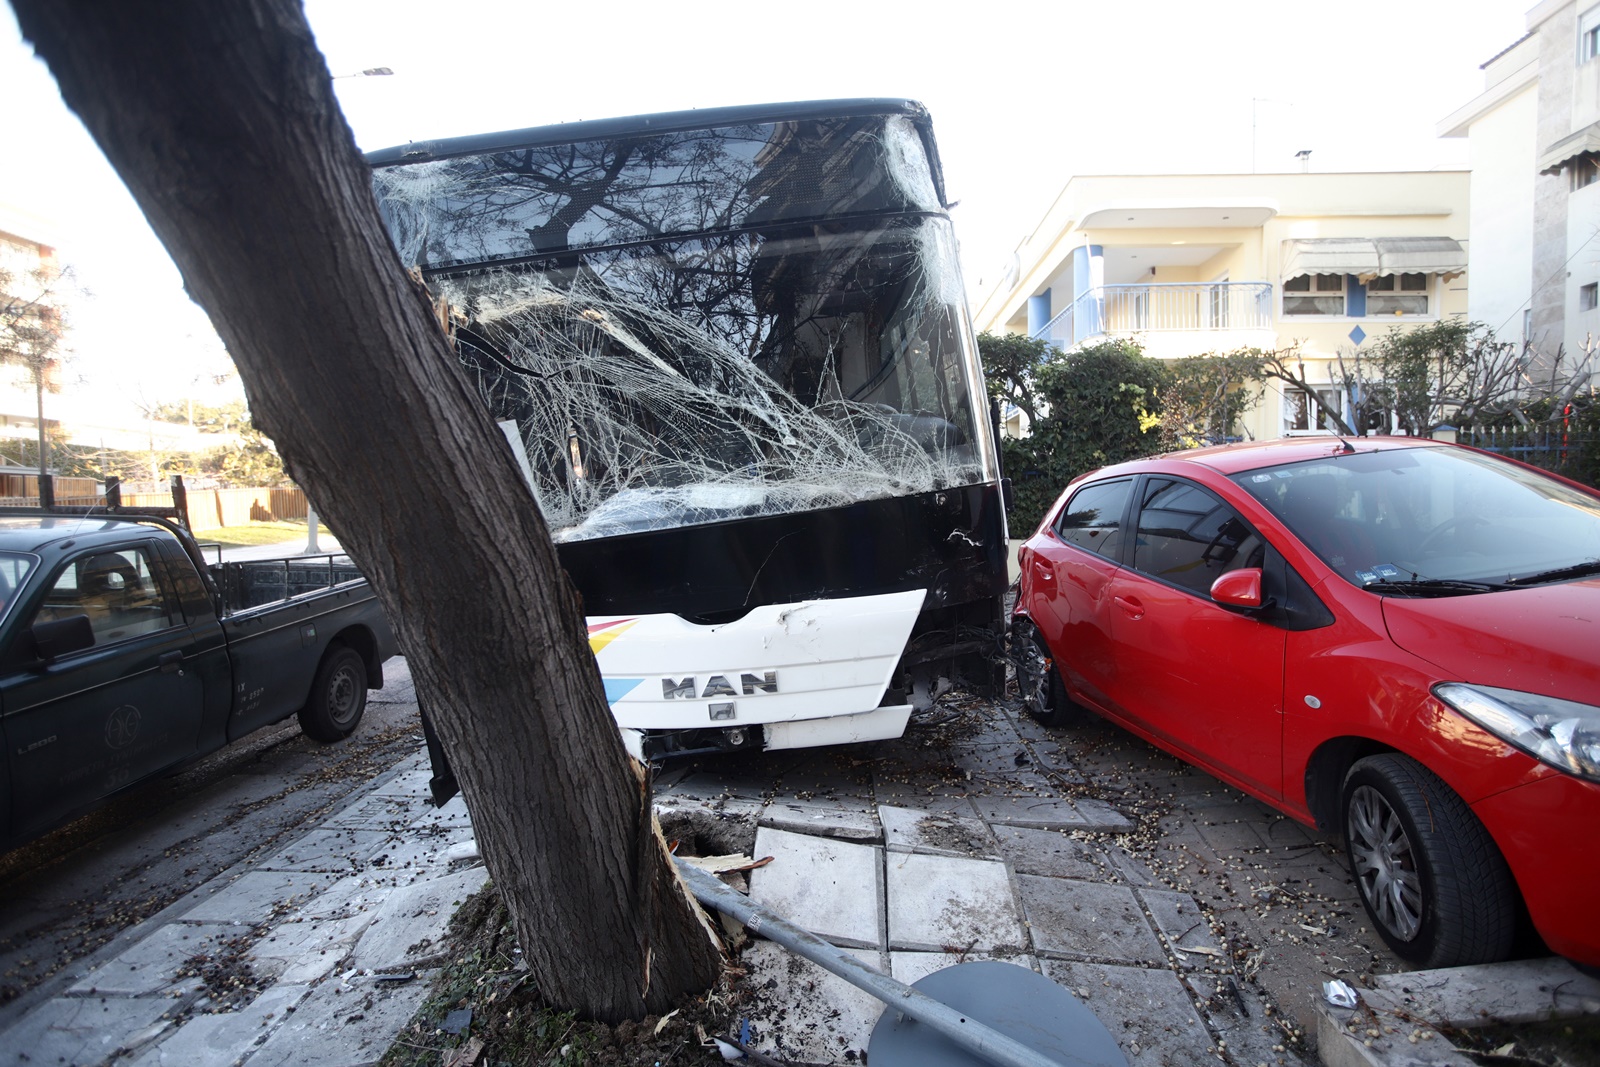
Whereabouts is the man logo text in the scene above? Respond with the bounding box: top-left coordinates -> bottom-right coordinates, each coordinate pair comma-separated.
662,672 -> 778,699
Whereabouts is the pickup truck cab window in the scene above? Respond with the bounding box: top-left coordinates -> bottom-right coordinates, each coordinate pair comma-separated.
0,552 -> 37,621
30,545 -> 178,649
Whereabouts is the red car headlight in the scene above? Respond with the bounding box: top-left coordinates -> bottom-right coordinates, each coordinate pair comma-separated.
1434,683 -> 1600,783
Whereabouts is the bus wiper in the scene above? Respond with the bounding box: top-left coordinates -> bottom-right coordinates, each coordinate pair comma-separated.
1505,559 -> 1600,586
1361,577 -> 1509,597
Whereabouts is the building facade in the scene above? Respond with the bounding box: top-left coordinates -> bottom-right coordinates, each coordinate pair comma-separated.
0,205 -> 66,460
971,171 -> 1470,443
1442,2 -> 1600,369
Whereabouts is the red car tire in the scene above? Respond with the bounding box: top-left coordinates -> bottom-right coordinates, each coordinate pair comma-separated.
1342,753 -> 1516,968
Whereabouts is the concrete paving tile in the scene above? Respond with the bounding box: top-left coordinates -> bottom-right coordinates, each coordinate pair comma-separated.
242,967 -> 439,1067
364,823 -> 475,871
345,867 -> 490,972
294,873 -> 395,922
255,829 -> 392,873
1138,888 -> 1224,966
70,922 -> 238,996
952,743 -> 1042,775
889,949 -> 1036,986
1104,845 -> 1161,887
991,825 -> 1114,880
1371,957 -> 1600,1026
740,940 -> 885,1065
1260,816 -> 1318,849
366,762 -> 434,800
1073,797 -> 1137,831
1195,819 -> 1269,854
249,914 -> 374,985
405,795 -> 474,831
656,771 -> 769,801
1191,972 -> 1300,1067
885,852 -> 1023,953
123,983 -> 314,1067
974,794 -> 1135,833
878,805 -> 996,858
1016,876 -> 1166,964
748,828 -> 882,948
758,796 -> 881,842
868,786 -> 979,815
1043,960 -> 1218,1067
972,794 -> 1088,829
1316,998 -> 1475,1067
182,870 -> 342,923
320,791 -> 421,831
0,994 -> 178,1066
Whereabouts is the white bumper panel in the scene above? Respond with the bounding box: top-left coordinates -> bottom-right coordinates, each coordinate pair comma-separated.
763,703 -> 914,752
588,589 -> 926,735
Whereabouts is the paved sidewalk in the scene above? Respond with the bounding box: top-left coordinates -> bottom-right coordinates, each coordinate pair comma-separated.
655,703 -> 1306,1067
0,736 -> 484,1067
4,678 -> 1595,1066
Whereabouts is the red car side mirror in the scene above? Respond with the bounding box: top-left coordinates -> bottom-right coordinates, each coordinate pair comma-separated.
1210,568 -> 1263,609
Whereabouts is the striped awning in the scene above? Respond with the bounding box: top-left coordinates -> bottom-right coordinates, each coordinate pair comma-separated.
1370,237 -> 1467,278
1539,121 -> 1600,174
1281,237 -> 1466,281
1280,237 -> 1377,279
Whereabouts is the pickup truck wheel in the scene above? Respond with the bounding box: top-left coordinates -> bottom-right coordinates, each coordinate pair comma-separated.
299,645 -> 367,742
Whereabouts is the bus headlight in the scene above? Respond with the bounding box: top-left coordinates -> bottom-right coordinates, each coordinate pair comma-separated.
1434,683 -> 1600,782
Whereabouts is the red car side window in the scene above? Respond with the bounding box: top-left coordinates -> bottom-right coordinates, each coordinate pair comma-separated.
1055,479 -> 1132,559
1132,478 -> 1265,597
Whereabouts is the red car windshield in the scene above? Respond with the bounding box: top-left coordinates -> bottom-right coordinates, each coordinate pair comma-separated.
1230,446 -> 1600,592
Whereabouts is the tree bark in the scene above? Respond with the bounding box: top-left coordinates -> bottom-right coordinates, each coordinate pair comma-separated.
9,0 -> 721,1021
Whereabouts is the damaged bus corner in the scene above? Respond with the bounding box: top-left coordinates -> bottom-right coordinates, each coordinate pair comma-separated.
368,99 -> 1009,762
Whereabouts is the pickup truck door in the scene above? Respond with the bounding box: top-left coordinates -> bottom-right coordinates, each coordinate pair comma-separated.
0,542 -> 206,841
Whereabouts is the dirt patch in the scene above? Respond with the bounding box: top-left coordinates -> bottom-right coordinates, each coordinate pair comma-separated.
912,812 -> 992,855
380,883 -> 752,1067
1445,1015 -> 1600,1067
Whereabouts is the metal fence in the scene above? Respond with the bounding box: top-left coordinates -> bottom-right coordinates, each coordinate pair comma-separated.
1461,423 -> 1599,486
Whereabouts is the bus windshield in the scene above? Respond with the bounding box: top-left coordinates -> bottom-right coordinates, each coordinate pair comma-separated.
373,110 -> 994,541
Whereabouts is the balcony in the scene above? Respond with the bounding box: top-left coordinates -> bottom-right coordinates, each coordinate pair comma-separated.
1032,282 -> 1275,357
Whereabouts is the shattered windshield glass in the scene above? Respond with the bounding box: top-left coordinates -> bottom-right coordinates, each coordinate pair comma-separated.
373,113 -> 993,540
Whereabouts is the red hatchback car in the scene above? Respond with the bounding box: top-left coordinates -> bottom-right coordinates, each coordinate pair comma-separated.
1012,437 -> 1600,970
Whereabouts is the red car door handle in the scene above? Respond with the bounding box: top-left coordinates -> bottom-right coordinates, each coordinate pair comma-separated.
1114,595 -> 1144,620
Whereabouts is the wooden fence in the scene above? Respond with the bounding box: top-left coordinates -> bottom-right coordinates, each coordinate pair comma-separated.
0,486 -> 308,528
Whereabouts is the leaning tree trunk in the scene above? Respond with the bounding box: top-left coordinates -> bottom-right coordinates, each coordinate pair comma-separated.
9,0 -> 721,1021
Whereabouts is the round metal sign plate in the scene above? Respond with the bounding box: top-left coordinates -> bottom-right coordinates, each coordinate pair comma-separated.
868,960 -> 1127,1067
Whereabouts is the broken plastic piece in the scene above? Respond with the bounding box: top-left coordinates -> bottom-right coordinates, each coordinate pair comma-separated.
1323,979 -> 1359,1009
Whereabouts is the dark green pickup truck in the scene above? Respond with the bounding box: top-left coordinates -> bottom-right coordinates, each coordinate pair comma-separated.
0,511 -> 396,850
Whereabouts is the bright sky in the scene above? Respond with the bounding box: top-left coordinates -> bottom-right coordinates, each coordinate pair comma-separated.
0,0 -> 1531,422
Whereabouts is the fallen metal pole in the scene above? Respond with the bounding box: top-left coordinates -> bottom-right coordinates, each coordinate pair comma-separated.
675,860 -> 1077,1067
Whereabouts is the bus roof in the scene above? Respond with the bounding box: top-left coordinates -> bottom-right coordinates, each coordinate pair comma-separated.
364,97 -> 932,166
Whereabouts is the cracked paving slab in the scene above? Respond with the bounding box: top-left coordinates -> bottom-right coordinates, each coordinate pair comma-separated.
884,852 -> 1024,954
748,827 -> 883,948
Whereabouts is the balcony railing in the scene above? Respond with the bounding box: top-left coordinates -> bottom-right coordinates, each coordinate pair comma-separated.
1032,282 -> 1274,347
